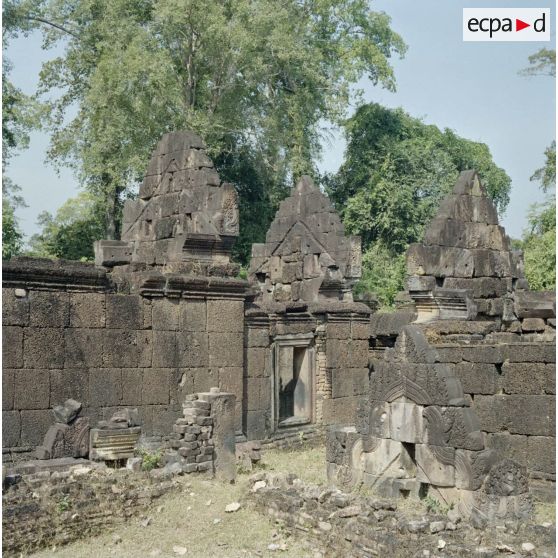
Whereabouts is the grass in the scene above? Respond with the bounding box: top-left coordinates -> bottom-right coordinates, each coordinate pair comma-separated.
29,448 -> 327,558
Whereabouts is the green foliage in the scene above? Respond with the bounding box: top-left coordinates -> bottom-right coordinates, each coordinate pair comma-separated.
531,141 -> 556,193
28,192 -> 104,260
326,103 -> 511,305
136,448 -> 162,472
422,495 -> 453,515
56,495 -> 72,513
354,244 -> 406,308
520,200 -> 556,292
9,0 -> 405,245
519,48 -> 556,78
2,196 -> 24,259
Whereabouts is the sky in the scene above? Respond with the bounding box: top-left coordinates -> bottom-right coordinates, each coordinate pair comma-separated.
4,0 -> 556,242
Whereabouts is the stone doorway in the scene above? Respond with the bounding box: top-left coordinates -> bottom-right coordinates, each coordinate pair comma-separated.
273,334 -> 315,429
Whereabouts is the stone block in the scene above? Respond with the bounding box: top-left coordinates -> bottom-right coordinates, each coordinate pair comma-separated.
90,426 -> 141,460
514,291 -> 555,319
218,367 -> 243,400
208,333 -> 243,367
20,409 -> 52,446
176,331 -> 208,368
29,291 -> 69,328
247,327 -> 270,348
322,396 -> 358,426
93,240 -> 133,267
193,368 -> 218,394
89,368 -> 122,407
69,293 -> 105,328
352,368 -> 369,396
501,362 -> 551,395
152,298 -> 181,331
14,369 -> 49,410
521,318 -> 546,332
106,294 -> 143,329
326,322 -> 351,340
485,432 -> 528,467
362,437 -> 404,476
331,369 -> 353,399
475,394 -> 554,436
207,300 -> 244,333
459,345 -> 503,364
121,368 -> 142,406
3,369 -> 15,411
103,330 -> 139,368
406,244 -> 474,278
210,392 -> 236,483
152,406 -> 179,436
500,343 -> 555,363
24,328 -> 64,369
179,300 -> 207,332
472,249 -> 511,278
526,436 -> 555,477
326,338 -> 368,369
351,321 -> 370,340
454,362 -> 498,395
416,444 -> 455,487
245,410 -> 268,440
152,331 -> 178,367
137,330 -> 153,367
443,277 -> 509,298
247,347 -> 268,378
2,288 -> 29,326
65,328 -> 104,367
389,401 -> 424,443
3,326 -> 23,368
455,448 -> 498,490
142,368 -> 170,404
3,410 -> 20,447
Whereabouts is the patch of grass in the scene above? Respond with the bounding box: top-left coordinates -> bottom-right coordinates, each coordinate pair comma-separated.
260,445 -> 327,486
56,495 -> 72,514
135,448 -> 162,472
534,501 -> 556,525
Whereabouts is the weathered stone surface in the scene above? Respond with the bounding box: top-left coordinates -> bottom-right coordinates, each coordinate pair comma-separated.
106,295 -> 143,329
89,426 -> 141,461
3,326 -> 23,368
52,399 -> 82,424
474,394 -> 554,436
501,362 -> 554,395
454,362 -> 498,395
89,369 -> 122,407
28,292 -> 69,328
2,288 -> 29,326
50,369 -> 89,407
65,329 -> 104,368
69,293 -> 105,328
415,444 -> 455,487
3,410 -> 21,447
514,290 -> 555,319
249,176 -> 361,303
24,328 -> 64,369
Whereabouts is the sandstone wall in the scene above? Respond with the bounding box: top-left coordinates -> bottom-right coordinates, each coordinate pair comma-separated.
368,316 -> 556,482
2,258 -> 246,457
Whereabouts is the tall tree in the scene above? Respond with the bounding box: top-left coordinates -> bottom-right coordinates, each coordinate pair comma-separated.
326,103 -> 512,307
8,0 -> 406,249
518,48 -> 556,291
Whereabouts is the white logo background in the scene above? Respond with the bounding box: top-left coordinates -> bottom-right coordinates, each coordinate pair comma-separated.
463,8 -> 551,41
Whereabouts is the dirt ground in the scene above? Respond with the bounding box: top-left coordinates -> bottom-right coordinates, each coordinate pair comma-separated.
29,445 -> 555,558
29,446 -> 328,558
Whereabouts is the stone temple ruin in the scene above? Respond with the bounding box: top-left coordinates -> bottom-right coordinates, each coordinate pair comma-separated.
2,132 -> 555,551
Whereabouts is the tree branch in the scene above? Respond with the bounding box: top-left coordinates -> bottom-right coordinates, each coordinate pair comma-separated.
26,16 -> 80,39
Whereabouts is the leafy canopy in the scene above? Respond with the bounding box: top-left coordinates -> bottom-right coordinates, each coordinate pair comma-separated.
7,0 -> 406,247
326,103 -> 512,306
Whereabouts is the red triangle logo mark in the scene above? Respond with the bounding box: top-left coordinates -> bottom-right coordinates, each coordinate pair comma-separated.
516,19 -> 530,31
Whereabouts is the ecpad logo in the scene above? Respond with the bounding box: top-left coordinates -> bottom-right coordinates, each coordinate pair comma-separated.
463,8 -> 550,41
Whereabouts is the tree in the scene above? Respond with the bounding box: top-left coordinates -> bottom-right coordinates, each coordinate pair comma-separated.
325,103 -> 512,307
8,0 -> 406,249
28,191 -> 105,260
518,48 -> 556,292
519,48 -> 556,78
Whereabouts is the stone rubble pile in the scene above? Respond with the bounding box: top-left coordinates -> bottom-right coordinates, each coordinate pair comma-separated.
165,394 -> 215,474
247,472 -> 555,558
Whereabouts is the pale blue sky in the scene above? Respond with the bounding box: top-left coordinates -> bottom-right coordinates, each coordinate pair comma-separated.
4,0 -> 556,242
